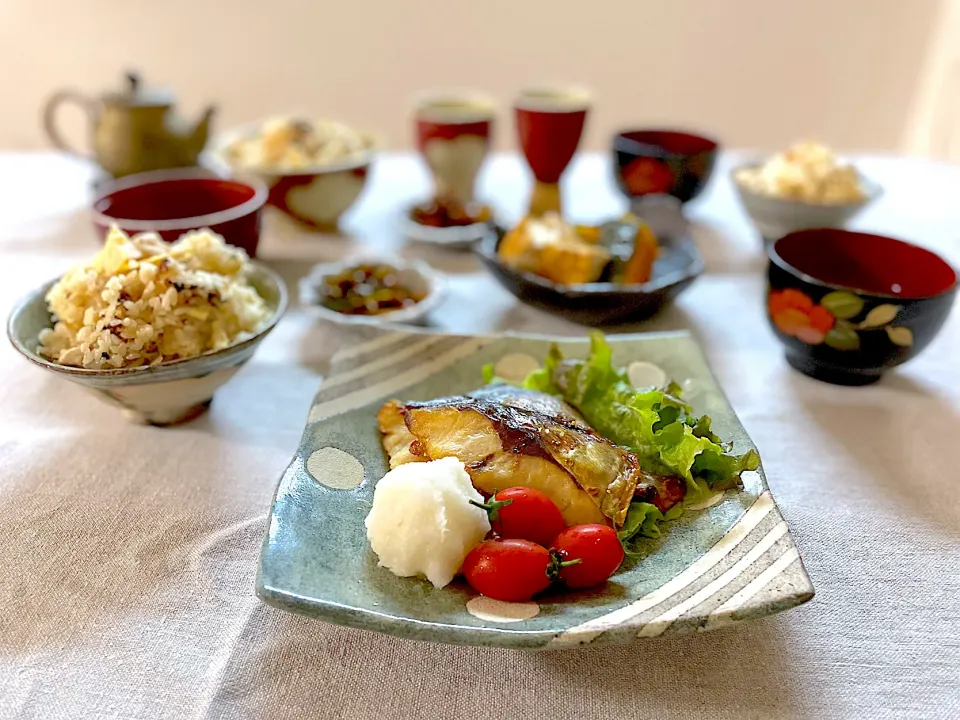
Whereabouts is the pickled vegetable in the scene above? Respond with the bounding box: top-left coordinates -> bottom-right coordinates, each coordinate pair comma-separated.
319,264 -> 425,315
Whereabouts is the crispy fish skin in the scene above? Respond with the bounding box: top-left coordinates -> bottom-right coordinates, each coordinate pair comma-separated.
379,385 -> 643,527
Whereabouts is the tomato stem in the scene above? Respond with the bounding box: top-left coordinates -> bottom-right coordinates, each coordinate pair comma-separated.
546,549 -> 581,582
469,496 -> 514,523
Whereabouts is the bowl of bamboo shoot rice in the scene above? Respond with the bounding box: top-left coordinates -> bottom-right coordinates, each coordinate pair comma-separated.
6,225 -> 287,425
208,117 -> 378,231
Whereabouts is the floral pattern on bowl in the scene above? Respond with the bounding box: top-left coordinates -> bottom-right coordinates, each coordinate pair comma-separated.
769,288 -> 913,350
612,129 -> 719,209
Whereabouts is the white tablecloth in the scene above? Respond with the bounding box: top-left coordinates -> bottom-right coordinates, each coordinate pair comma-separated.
1,151 -> 959,720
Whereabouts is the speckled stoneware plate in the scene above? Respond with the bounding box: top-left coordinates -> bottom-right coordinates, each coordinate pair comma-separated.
257,327 -> 813,649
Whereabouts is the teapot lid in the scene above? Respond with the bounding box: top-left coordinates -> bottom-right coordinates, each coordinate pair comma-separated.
102,72 -> 174,109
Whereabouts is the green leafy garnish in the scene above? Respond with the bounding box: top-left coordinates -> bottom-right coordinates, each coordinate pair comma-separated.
483,348 -> 561,392
617,502 -> 687,556
691,447 -> 760,490
537,333 -> 758,503
481,363 -> 497,384
513,332 -> 760,550
520,345 -> 561,394
618,502 -> 665,556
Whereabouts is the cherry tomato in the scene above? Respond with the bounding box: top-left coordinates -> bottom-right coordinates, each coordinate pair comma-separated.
552,524 -> 624,589
473,487 -> 566,546
462,539 -> 553,602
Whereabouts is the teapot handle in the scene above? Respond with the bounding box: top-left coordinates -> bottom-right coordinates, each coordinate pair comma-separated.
42,90 -> 96,156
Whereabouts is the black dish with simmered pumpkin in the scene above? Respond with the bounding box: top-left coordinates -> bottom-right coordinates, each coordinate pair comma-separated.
476,216 -> 703,326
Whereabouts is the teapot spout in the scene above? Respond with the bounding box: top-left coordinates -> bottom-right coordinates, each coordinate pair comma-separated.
188,105 -> 216,153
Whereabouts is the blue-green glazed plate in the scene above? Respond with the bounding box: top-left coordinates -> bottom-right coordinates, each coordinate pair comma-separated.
256,327 -> 813,649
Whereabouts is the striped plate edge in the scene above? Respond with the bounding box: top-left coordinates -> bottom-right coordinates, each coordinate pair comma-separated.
548,491 -> 813,648
307,334 -> 491,423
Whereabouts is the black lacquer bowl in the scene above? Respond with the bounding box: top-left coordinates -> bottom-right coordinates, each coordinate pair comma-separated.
613,129 -> 719,206
767,229 -> 957,385
476,228 -> 703,326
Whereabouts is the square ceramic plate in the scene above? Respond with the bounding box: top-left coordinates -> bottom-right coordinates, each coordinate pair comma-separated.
257,327 -> 814,649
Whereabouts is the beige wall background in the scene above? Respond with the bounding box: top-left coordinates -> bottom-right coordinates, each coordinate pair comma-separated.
0,0 -> 954,156
905,0 -> 960,158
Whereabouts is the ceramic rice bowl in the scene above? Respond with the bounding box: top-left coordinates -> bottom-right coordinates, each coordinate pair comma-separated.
7,263 -> 287,425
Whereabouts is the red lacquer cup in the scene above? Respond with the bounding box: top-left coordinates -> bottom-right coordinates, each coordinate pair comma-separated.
414,91 -> 495,209
514,86 -> 591,215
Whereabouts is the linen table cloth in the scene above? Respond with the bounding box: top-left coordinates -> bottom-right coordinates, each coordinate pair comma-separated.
0,151 -> 958,719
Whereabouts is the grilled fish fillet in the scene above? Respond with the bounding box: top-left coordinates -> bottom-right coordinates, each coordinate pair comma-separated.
377,385 -> 643,527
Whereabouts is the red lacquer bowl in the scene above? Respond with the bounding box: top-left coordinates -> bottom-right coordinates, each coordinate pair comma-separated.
92,168 -> 268,257
767,229 -> 957,385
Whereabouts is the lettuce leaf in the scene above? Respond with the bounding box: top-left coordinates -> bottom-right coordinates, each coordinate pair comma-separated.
618,501 -> 688,555
521,344 -> 561,394
481,363 -> 497,384
618,502 -> 664,556
692,447 -> 760,490
482,347 -> 561,392
484,332 -> 760,540
531,332 -> 759,503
